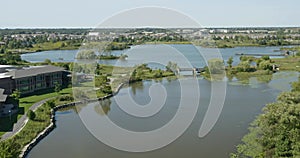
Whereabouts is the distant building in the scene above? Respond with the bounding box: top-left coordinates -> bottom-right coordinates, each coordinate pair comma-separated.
88,32 -> 100,36
217,29 -> 228,33
0,65 -> 66,95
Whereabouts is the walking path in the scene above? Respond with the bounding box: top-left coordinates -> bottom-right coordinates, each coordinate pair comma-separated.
0,98 -> 52,141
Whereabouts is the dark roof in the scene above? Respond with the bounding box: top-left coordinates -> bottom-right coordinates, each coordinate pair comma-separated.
0,88 -> 7,102
7,65 -> 64,79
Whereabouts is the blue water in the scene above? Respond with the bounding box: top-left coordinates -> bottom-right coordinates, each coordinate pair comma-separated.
27,71 -> 299,158
21,45 -> 286,69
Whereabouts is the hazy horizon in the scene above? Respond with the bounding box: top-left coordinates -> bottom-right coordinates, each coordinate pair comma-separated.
1,0 -> 300,28
1,26 -> 300,29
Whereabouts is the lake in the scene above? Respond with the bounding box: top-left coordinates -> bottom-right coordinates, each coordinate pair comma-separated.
23,44 -> 298,157
21,45 -> 287,69
27,71 -> 299,158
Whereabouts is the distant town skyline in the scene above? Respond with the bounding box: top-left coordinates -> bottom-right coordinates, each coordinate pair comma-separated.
1,0 -> 300,28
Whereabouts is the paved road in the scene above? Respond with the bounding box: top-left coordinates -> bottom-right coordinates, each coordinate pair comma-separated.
0,98 -> 52,141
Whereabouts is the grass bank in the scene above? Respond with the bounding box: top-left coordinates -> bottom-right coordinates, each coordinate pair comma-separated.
272,56 -> 300,71
0,88 -> 74,157
0,88 -> 72,137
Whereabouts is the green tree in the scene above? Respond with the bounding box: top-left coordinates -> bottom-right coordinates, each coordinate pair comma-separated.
0,140 -> 21,158
0,48 -> 5,54
76,50 -> 97,59
60,42 -> 66,48
236,61 -> 251,72
11,89 -> 20,100
95,75 -> 109,87
44,59 -> 52,64
54,83 -> 62,93
46,100 -> 56,108
261,55 -> 270,60
208,58 -> 225,74
240,56 -> 255,62
258,60 -> 273,70
232,78 -> 300,157
27,110 -> 36,120
166,61 -> 178,72
227,57 -> 233,68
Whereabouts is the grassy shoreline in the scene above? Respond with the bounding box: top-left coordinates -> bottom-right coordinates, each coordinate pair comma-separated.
8,40 -> 300,55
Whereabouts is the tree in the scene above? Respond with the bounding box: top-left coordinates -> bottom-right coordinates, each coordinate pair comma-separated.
258,60 -> 273,71
261,55 -> 270,61
208,58 -> 225,74
0,140 -> 21,158
60,42 -> 66,48
76,50 -> 97,59
240,56 -> 255,62
54,83 -> 62,93
0,48 -> 5,54
46,100 -> 56,108
27,110 -> 36,120
236,61 -> 251,72
44,59 -> 52,64
153,69 -> 163,78
232,78 -> 300,157
11,89 -> 20,100
95,75 -> 109,87
227,57 -> 233,68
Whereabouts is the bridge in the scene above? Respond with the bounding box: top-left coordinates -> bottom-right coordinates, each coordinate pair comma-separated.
176,67 -> 205,75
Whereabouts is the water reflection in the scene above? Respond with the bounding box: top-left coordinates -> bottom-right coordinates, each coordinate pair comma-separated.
257,74 -> 273,83
130,81 -> 144,96
28,76 -> 282,158
94,99 -> 112,115
228,71 -> 298,92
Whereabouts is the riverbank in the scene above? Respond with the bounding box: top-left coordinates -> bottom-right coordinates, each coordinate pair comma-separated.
6,69 -> 298,158
12,63 -> 176,157
8,41 -> 80,54
10,40 -> 300,56
231,76 -> 300,157
1,65 -> 174,157
18,83 -> 124,158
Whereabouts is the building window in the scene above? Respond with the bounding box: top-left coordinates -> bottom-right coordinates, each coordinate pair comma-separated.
19,79 -> 29,85
19,86 -> 29,92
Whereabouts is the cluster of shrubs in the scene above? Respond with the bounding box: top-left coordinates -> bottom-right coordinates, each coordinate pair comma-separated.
230,55 -> 274,74
205,55 -> 275,76
58,95 -> 74,102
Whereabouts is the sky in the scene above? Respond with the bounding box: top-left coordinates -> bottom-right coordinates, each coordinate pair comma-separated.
0,0 -> 300,28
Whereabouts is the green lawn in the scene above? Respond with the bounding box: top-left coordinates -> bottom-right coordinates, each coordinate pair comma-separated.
19,88 -> 72,112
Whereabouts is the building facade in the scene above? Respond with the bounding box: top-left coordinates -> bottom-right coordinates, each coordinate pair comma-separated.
0,65 -> 66,95
14,71 -> 63,94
